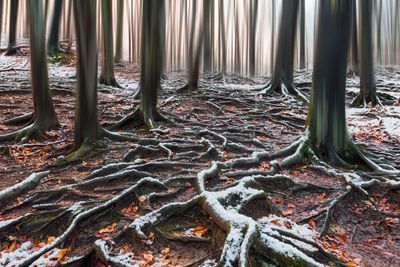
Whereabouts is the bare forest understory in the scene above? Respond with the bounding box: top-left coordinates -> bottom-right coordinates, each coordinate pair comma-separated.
0,53 -> 400,267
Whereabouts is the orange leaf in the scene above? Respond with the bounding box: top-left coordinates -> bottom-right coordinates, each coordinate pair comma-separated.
284,221 -> 292,229
308,220 -> 317,229
345,262 -> 358,267
138,196 -> 147,203
47,236 -> 56,243
282,209 -> 293,216
57,248 -> 70,260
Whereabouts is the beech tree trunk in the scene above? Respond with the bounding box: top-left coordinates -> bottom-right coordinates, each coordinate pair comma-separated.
249,0 -> 258,77
203,0 -> 212,73
114,0 -> 124,63
299,0 -> 306,69
6,0 -> 19,55
140,0 -> 165,128
28,0 -> 58,128
73,0 -> 101,148
307,0 -> 353,163
48,0 -> 63,55
355,0 -> 379,106
349,0 -> 359,75
269,0 -> 299,90
99,0 -> 119,87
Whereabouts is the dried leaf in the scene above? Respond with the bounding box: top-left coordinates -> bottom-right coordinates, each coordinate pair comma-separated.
282,209 -> 293,216
308,220 -> 317,229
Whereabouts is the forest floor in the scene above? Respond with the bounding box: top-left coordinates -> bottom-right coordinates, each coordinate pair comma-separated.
0,52 -> 399,267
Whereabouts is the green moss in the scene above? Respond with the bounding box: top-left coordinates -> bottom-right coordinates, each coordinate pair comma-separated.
48,52 -> 73,65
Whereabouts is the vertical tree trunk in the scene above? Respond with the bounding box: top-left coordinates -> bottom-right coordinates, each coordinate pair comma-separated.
270,0 -> 276,73
0,0 -> 3,44
203,0 -> 212,73
263,0 -> 305,101
299,0 -> 306,69
353,0 -> 379,107
73,0 -> 101,149
349,0 -> 359,76
307,0 -> 353,164
140,0 -> 165,128
249,0 -> 258,77
376,0 -> 383,64
99,0 -> 120,87
48,0 -> 63,55
234,0 -> 241,74
219,0 -> 227,75
6,0 -> 19,55
115,0 -> 124,63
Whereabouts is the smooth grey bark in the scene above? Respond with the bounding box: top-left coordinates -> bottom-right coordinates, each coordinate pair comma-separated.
73,0 -> 101,149
203,0 -> 212,73
99,0 -> 120,88
5,0 -> 19,55
0,0 -> 3,43
270,0 -> 275,73
48,0 -> 63,55
262,0 -> 307,102
218,0 -> 227,75
308,0 -> 354,164
140,0 -> 165,128
299,0 -> 306,69
249,0 -> 258,76
352,0 -> 379,107
349,0 -> 359,76
114,0 -> 124,63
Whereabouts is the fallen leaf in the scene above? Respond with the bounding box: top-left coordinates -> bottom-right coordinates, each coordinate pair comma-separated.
138,196 -> 147,203
284,221 -> 292,229
308,220 -> 317,229
282,209 -> 293,216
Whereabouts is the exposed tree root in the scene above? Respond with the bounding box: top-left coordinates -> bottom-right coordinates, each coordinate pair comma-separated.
106,106 -> 169,131
99,75 -> 122,88
3,113 -> 33,125
351,91 -> 383,107
0,171 -> 49,207
259,81 -> 309,103
0,121 -> 58,143
177,83 -> 198,93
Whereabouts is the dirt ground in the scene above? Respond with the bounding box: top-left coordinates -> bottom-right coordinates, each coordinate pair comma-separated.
0,52 -> 399,267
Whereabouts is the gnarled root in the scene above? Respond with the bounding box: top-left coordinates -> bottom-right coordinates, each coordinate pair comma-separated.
351,91 -> 383,107
0,120 -> 58,143
177,83 -> 198,93
259,81 -> 309,104
3,113 -> 33,125
106,106 -> 169,131
99,75 -> 122,88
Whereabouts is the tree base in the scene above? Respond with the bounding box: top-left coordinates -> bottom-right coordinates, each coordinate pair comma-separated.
177,83 -> 198,93
55,140 -> 106,165
106,106 -> 169,131
99,75 -> 122,88
260,81 -> 309,103
4,47 -> 22,56
0,119 -> 58,143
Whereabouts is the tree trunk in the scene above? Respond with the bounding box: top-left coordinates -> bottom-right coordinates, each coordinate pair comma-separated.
0,0 -> 3,44
307,0 -> 353,164
6,0 -> 19,55
353,0 -> 379,107
99,0 -> 120,87
203,0 -> 212,73
264,0 -> 303,100
249,0 -> 258,77
349,0 -> 359,76
73,0 -> 101,149
219,0 -> 226,75
114,0 -> 124,63
48,0 -> 63,55
299,0 -> 306,69
28,0 -> 58,128
140,0 -> 165,129
270,0 -> 275,73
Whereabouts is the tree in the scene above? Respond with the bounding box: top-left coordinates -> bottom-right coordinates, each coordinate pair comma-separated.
249,0 -> 258,76
5,0 -> 19,55
275,0 -> 395,173
109,0 -> 166,130
99,0 -> 121,88
47,0 -> 63,55
352,0 -> 380,107
0,0 -> 58,142
261,0 -> 308,102
203,0 -> 212,73
0,0 -> 3,44
218,0 -> 227,76
58,0 -> 132,163
349,0 -> 359,76
114,0 -> 124,63
178,0 -> 203,92
299,0 -> 306,70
